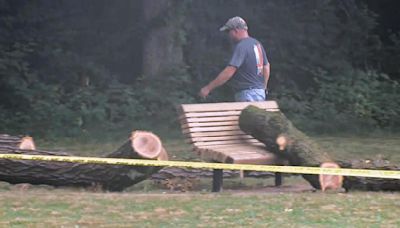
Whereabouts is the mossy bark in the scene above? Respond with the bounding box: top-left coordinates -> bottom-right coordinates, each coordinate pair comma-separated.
239,106 -> 335,189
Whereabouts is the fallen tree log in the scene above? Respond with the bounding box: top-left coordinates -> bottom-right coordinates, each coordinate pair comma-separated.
339,158 -> 400,191
239,105 -> 400,191
0,131 -> 168,191
0,134 -> 36,150
239,106 -> 333,189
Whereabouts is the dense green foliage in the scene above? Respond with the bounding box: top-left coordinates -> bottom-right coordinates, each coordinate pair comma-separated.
0,1 -> 193,136
0,0 -> 399,137
185,0 -> 400,133
278,69 -> 400,133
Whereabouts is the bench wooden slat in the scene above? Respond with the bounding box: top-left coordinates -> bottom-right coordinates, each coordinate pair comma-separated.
182,110 -> 242,118
181,120 -> 238,129
195,143 -> 265,150
188,131 -> 246,137
182,125 -> 241,134
188,135 -> 254,143
181,101 -> 279,112
196,145 -> 267,153
212,151 -> 269,158
182,109 -> 279,118
227,153 -> 273,159
193,139 -> 260,147
183,116 -> 239,123
229,156 -> 278,165
197,147 -> 278,164
194,144 -> 267,154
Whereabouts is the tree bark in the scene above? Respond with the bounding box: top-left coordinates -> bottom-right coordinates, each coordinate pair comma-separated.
239,105 -> 400,191
0,134 -> 36,150
239,106 -> 332,189
339,158 -> 400,191
0,131 -> 168,191
141,0 -> 184,78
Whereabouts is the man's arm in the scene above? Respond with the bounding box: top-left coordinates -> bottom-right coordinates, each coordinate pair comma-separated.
263,62 -> 270,90
199,66 -> 237,98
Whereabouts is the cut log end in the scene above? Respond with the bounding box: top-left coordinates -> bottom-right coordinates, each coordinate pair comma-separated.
131,131 -> 162,159
276,135 -> 287,151
319,162 -> 343,192
157,147 -> 169,161
19,137 -> 36,150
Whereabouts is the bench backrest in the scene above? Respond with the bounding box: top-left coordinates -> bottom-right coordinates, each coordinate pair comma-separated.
179,101 -> 279,149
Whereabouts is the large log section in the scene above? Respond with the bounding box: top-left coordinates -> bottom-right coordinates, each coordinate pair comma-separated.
0,131 -> 168,191
239,105 -> 400,191
0,134 -> 36,150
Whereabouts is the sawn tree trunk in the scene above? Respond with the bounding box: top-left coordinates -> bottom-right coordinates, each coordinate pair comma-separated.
239,105 -> 400,191
0,131 -> 168,191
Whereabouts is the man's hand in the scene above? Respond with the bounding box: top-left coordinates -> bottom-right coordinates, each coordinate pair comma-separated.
198,66 -> 236,99
199,86 -> 211,98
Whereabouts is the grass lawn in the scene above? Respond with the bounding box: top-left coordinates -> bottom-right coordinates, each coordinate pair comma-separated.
0,190 -> 399,227
0,132 -> 399,227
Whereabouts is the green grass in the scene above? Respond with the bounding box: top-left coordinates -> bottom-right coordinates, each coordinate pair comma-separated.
0,190 -> 399,227
1,133 -> 400,227
314,134 -> 400,162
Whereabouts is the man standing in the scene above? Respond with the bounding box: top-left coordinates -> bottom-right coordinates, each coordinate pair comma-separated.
199,16 -> 270,102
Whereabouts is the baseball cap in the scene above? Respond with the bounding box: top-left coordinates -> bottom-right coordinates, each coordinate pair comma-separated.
219,16 -> 248,31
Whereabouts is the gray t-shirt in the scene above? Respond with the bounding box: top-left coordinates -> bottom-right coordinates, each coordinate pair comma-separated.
228,37 -> 268,92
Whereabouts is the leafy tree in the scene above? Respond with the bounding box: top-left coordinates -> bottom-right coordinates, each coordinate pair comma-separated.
0,0 -> 399,137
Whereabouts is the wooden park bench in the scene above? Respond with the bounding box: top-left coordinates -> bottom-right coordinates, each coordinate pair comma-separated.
178,101 -> 284,192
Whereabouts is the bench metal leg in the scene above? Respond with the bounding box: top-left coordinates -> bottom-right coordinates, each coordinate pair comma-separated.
212,169 -> 223,192
274,172 -> 282,186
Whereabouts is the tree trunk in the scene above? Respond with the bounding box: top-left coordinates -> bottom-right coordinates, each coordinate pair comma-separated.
239,106 -> 332,189
0,134 -> 36,150
0,131 -> 168,191
141,0 -> 184,78
239,105 -> 400,191
339,158 -> 400,191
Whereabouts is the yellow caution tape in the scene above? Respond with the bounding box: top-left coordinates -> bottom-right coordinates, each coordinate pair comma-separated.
0,153 -> 399,179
